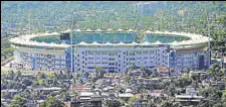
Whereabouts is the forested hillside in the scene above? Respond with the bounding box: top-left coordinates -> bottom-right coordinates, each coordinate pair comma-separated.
1,1 -> 226,56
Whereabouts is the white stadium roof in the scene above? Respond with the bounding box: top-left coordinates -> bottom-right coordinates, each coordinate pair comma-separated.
10,29 -> 210,48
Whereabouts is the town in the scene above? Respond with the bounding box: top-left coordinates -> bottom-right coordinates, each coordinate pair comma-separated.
1,64 -> 226,107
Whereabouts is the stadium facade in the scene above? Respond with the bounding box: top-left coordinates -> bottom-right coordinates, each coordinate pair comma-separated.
10,29 -> 210,72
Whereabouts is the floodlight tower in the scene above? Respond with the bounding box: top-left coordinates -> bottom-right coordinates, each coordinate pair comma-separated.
206,8 -> 211,69
28,9 -> 31,34
70,12 -> 76,72
134,1 -> 144,42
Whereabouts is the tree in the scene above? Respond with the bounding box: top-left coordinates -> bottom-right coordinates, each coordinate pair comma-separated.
148,100 -> 156,107
39,96 -> 65,107
84,72 -> 90,79
60,92 -> 71,101
10,95 -> 27,107
95,66 -> 105,78
190,72 -> 200,81
22,79 -> 32,86
66,69 -> 72,79
208,64 -> 224,81
161,101 -> 173,107
165,83 -> 176,96
1,101 -> 6,107
15,70 -> 22,81
161,101 -> 182,107
199,86 -> 225,107
8,70 -> 15,80
173,102 -> 182,107
128,96 -> 138,106
105,100 -> 121,107
37,72 -> 46,80
76,73 -> 81,79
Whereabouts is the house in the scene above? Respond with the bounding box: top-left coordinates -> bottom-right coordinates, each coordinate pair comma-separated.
34,87 -> 61,94
79,92 -> 94,101
156,66 -> 169,76
125,88 -> 133,93
71,84 -> 91,94
174,86 -> 204,106
79,91 -> 102,102
1,89 -> 22,98
64,99 -> 81,107
133,99 -> 149,107
149,90 -> 167,98
103,86 -> 114,92
1,99 -> 11,105
129,69 -> 142,77
65,98 -> 102,107
185,86 -> 197,95
21,74 -> 35,79
210,81 -> 225,87
118,93 -> 134,101
174,95 -> 204,106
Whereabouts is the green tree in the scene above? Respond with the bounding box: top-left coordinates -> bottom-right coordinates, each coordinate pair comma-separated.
39,96 -> 65,107
162,101 -> 173,107
15,70 -> 22,81
128,96 -> 138,106
95,66 -> 105,78
8,70 -> 15,80
1,101 -> 6,107
208,64 -> 224,81
105,100 -> 121,107
165,83 -> 176,96
10,95 -> 27,107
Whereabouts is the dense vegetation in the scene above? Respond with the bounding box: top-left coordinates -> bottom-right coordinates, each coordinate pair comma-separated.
1,1 -> 226,33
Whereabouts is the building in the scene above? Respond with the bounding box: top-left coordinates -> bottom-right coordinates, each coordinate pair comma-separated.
65,99 -> 102,107
10,29 -> 210,72
118,93 -> 134,101
71,84 -> 91,94
156,66 -> 169,76
174,86 -> 204,106
65,91 -> 103,107
1,89 -> 22,98
149,90 -> 167,98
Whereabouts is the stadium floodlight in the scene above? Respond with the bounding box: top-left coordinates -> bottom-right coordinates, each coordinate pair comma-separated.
70,12 -> 76,72
206,8 -> 211,69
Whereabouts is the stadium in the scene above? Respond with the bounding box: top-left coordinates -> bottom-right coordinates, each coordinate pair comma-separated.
10,29 -> 210,72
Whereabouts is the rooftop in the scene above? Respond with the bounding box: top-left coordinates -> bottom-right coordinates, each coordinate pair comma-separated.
10,29 -> 209,48
156,66 -> 169,72
79,92 -> 94,97
31,31 -> 191,44
118,93 -> 134,98
175,95 -> 204,99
